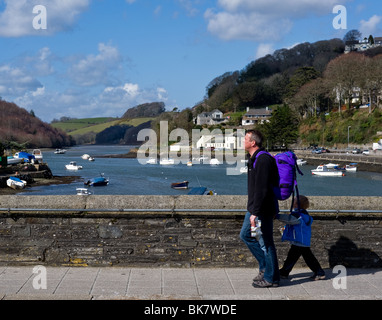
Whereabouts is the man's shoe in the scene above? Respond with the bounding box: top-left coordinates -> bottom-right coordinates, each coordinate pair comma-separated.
252,279 -> 279,288
310,274 -> 326,281
253,271 -> 264,282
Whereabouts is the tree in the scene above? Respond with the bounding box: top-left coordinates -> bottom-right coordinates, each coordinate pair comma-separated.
343,29 -> 362,42
290,78 -> 328,118
324,52 -> 363,111
261,105 -> 299,149
284,66 -> 320,100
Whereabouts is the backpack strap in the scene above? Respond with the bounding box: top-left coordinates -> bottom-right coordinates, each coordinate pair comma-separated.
253,150 -> 272,169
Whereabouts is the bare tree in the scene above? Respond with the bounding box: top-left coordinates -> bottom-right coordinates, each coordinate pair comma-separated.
324,53 -> 363,111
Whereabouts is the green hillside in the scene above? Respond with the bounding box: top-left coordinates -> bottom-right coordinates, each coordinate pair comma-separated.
51,117 -> 153,136
51,117 -> 118,133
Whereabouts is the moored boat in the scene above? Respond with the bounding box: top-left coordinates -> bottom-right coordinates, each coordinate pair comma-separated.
345,163 -> 357,172
146,158 -> 157,164
209,158 -> 221,165
14,152 -> 35,163
297,159 -> 307,166
7,156 -> 23,165
311,165 -> 345,176
7,177 -> 27,190
84,175 -> 109,186
160,158 -> 175,165
32,149 -> 43,161
54,149 -> 66,154
65,161 -> 83,170
171,181 -> 189,190
76,188 -> 92,195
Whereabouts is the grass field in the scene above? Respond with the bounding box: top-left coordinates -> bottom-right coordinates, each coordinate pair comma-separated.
51,117 -> 154,136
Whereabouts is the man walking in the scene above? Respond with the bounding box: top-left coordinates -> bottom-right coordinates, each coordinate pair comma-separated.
240,129 -> 280,287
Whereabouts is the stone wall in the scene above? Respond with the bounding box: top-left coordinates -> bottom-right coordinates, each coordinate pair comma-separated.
0,195 -> 381,268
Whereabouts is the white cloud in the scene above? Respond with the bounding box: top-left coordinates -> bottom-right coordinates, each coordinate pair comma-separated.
22,47 -> 55,77
360,15 -> 382,37
255,44 -> 274,59
0,65 -> 42,96
68,43 -> 123,87
0,0 -> 90,37
205,9 -> 292,41
176,0 -> 199,17
205,0 -> 351,41
0,43 -> 172,122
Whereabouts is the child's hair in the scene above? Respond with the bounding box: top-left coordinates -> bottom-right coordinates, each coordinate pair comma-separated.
294,195 -> 309,210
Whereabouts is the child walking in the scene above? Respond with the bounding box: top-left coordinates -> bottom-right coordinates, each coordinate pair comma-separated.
277,195 -> 325,280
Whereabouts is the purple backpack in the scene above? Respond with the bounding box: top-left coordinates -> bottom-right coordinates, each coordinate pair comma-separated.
254,150 -> 303,202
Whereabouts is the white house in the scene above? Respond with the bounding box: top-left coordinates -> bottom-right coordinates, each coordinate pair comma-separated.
241,107 -> 272,126
194,109 -> 226,126
195,134 -> 242,150
345,37 -> 382,53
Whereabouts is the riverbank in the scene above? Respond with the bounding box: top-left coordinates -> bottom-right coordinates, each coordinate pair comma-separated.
0,176 -> 80,195
294,151 -> 382,173
0,161 -> 80,195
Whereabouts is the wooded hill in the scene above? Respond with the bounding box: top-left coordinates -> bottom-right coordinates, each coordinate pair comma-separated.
51,102 -> 164,145
3,37 -> 382,149
167,38 -> 382,148
0,100 -> 74,150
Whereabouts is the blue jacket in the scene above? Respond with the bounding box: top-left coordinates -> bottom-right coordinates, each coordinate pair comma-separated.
277,209 -> 313,247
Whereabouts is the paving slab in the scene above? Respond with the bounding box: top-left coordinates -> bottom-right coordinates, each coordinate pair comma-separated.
0,266 -> 381,301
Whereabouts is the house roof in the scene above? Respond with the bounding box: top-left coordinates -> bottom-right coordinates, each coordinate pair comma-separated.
244,108 -> 272,116
197,109 -> 223,118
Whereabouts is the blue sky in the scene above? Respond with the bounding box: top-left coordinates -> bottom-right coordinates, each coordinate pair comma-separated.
0,0 -> 381,122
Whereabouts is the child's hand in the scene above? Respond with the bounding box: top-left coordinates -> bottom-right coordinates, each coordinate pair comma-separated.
291,212 -> 301,219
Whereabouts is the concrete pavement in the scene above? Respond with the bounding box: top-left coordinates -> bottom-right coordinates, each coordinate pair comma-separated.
0,266 -> 381,301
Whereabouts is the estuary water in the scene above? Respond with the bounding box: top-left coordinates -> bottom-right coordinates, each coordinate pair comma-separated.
19,145 -> 382,197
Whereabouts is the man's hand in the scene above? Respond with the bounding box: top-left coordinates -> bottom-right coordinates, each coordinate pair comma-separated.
250,215 -> 257,227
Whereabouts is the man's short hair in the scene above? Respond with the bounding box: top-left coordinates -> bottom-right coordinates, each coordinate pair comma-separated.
246,129 -> 263,148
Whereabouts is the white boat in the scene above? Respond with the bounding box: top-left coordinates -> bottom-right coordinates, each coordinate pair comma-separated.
193,156 -> 209,164
65,161 -> 83,170
76,188 -> 91,195
146,158 -> 157,164
82,154 -> 90,160
32,149 -> 43,161
14,152 -> 34,162
7,156 -> 23,165
345,163 -> 357,172
7,177 -> 27,190
209,158 -> 221,165
160,158 -> 175,165
187,161 -> 193,167
324,163 -> 340,169
54,149 -> 66,154
88,157 -> 95,161
240,166 -> 248,174
311,165 -> 345,176
297,159 -> 307,166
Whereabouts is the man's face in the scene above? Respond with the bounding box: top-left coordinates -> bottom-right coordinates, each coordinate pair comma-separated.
244,133 -> 255,152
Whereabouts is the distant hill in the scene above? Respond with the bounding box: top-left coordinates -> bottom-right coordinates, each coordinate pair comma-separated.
122,102 -> 165,118
0,100 -> 74,149
201,38 -> 345,113
95,120 -> 152,145
52,117 -> 154,145
51,117 -> 118,133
